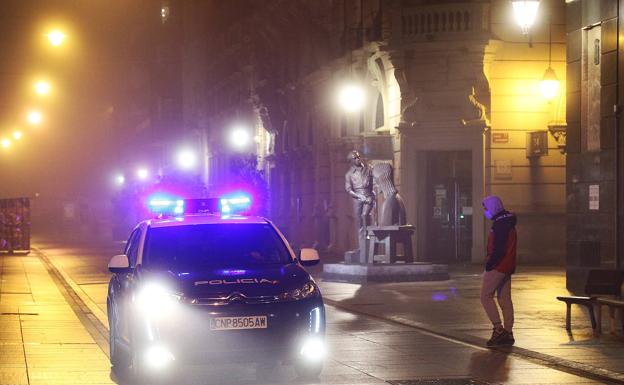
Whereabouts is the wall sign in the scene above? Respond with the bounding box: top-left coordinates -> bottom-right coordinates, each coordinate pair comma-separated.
589,184 -> 599,210
526,131 -> 548,158
494,159 -> 512,179
492,132 -> 509,143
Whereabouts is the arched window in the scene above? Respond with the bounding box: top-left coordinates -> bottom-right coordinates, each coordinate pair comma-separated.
375,92 -> 384,130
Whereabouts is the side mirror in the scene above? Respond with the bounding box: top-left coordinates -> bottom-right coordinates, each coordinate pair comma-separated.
108,254 -> 131,274
299,248 -> 320,266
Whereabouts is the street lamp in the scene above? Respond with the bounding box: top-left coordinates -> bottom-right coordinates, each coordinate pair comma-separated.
338,83 -> 365,112
230,126 -> 252,149
539,4 -> 559,101
176,148 -> 197,170
511,0 -> 540,35
114,174 -> 125,186
27,110 -> 43,125
34,81 -> 51,96
540,67 -> 560,100
137,167 -> 149,181
47,30 -> 66,47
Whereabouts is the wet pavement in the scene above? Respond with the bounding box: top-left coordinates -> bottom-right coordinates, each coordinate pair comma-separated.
0,237 -> 621,384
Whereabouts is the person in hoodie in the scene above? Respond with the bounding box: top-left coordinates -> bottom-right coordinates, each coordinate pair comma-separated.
481,195 -> 517,346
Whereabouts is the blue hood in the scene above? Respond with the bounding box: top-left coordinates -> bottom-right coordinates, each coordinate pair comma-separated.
144,263 -> 312,299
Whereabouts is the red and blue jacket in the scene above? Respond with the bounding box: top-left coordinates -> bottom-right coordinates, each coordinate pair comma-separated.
486,211 -> 517,274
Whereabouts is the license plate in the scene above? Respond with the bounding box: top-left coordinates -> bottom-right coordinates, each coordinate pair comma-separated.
209,315 -> 268,330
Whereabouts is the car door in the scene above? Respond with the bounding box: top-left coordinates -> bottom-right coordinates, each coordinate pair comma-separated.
117,227 -> 142,344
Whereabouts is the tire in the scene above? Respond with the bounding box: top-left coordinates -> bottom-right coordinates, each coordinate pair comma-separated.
294,360 -> 323,380
108,304 -> 127,371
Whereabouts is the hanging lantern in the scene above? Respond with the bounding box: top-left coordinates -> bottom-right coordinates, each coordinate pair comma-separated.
540,67 -> 560,100
512,0 -> 540,35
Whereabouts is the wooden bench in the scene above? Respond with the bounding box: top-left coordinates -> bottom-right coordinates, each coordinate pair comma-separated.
596,298 -> 624,335
556,269 -> 623,332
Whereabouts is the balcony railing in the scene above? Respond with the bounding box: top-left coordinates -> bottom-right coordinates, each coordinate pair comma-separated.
397,3 -> 490,42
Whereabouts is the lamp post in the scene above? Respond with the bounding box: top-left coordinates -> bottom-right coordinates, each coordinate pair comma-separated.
137,167 -> 149,181
540,4 -> 560,101
47,30 -> 66,47
176,148 -> 197,170
338,83 -> 366,113
229,125 -> 252,150
34,80 -> 51,96
27,110 -> 43,125
511,0 -> 540,35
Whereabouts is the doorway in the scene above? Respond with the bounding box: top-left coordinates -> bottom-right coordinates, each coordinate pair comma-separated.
424,151 -> 473,262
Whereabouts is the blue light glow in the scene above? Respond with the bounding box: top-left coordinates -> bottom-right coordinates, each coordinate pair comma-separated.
219,269 -> 247,276
148,197 -> 185,215
219,194 -> 252,214
431,292 -> 448,302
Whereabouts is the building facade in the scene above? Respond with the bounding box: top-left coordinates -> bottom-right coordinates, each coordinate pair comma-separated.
565,0 -> 623,291
156,0 -> 569,265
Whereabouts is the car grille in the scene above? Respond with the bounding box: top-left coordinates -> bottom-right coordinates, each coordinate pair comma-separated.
189,292 -> 281,306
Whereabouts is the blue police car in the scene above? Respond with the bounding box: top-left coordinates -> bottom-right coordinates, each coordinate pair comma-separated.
106,197 -> 326,380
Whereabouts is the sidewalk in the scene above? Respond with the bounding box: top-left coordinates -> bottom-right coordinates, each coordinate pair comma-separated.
312,263 -> 624,382
0,251 -> 114,385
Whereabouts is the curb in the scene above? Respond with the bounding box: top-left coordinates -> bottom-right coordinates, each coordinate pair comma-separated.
324,298 -> 624,385
33,246 -> 110,330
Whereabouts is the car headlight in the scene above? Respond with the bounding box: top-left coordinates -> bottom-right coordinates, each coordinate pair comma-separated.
135,282 -> 182,316
279,281 -> 318,301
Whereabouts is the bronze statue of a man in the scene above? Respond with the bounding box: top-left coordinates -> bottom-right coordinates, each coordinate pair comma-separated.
345,150 -> 374,230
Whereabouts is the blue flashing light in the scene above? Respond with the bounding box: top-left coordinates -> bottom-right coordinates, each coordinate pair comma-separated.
148,198 -> 185,215
219,194 -> 251,215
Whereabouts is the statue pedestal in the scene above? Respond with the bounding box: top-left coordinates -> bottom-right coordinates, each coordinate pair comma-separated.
366,225 -> 415,263
323,262 -> 449,283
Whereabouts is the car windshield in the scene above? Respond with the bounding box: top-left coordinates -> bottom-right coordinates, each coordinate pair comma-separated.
143,223 -> 294,271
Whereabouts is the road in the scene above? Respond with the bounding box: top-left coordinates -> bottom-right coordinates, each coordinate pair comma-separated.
0,236 -> 613,385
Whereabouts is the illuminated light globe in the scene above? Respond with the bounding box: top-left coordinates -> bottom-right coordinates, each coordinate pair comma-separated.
512,0 -> 540,35
35,81 -> 51,95
115,174 -> 125,186
1,138 -> 10,149
27,111 -> 43,125
338,84 -> 365,112
177,148 -> 197,170
47,30 -> 66,46
540,67 -> 560,100
12,131 -> 23,140
230,127 -> 251,149
137,168 -> 149,181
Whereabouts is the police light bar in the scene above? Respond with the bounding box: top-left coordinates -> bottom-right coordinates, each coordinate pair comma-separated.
220,195 -> 251,214
149,199 -> 184,214
184,198 -> 220,214
147,194 -> 253,216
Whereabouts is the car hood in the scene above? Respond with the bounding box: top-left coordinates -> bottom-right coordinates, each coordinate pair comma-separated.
143,263 -> 313,299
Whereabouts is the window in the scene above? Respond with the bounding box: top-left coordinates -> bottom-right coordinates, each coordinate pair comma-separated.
143,224 -> 294,271
125,229 -> 141,267
375,92 -> 385,129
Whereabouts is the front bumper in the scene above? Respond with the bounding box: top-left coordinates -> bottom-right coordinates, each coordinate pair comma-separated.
134,296 -> 325,364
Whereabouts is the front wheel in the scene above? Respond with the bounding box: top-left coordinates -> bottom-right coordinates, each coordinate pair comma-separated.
108,304 -> 128,371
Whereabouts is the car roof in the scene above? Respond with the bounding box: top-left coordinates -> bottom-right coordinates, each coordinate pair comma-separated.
146,214 -> 269,228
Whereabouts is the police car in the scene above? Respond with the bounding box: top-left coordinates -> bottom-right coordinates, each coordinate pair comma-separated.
106,196 -> 326,380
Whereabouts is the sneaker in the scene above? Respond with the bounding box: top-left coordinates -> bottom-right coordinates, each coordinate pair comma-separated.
487,329 -> 515,347
497,330 -> 515,346
486,327 -> 504,347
